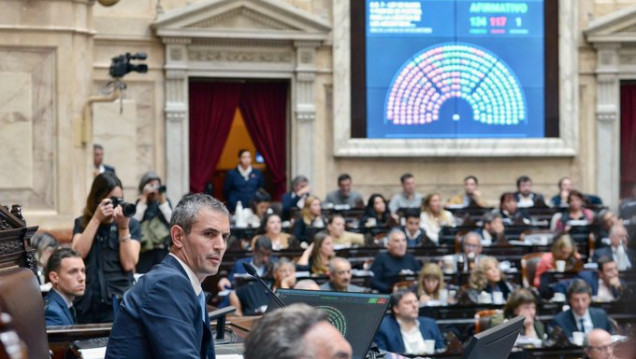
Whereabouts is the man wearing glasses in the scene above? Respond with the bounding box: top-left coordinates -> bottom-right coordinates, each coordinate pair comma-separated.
583,329 -> 615,359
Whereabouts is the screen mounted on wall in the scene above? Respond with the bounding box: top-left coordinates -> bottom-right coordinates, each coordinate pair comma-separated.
363,0 -> 546,139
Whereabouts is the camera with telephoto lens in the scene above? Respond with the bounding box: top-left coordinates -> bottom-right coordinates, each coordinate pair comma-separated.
110,197 -> 136,217
157,185 -> 167,194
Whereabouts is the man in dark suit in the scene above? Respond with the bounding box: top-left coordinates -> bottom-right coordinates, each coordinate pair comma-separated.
93,144 -> 116,176
44,247 -> 86,326
106,194 -> 230,359
374,290 -> 445,355
552,257 -> 627,301
553,279 -> 614,339
592,225 -> 634,271
216,235 -> 273,291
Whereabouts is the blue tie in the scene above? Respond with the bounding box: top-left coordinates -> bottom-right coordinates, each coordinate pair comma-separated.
198,292 -> 207,323
579,318 -> 586,333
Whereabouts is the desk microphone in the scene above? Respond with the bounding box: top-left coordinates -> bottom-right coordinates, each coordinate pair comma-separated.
242,262 -> 286,309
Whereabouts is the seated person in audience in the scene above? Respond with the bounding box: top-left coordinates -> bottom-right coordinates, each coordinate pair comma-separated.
551,177 -> 573,208
553,190 -> 594,232
515,175 -> 546,208
501,288 -> 545,340
359,193 -> 395,229
374,290 -> 445,355
619,182 -> 636,221
592,209 -> 619,248
388,173 -> 424,222
217,236 -> 273,290
551,177 -> 603,208
324,173 -> 364,209
135,171 -> 173,273
416,263 -> 454,305
370,228 -> 421,293
296,231 -> 334,275
477,212 -> 506,246
327,214 -> 364,247
493,192 -> 531,226
252,213 -> 295,250
555,256 -> 626,302
31,232 -> 59,285
460,256 -> 516,304
447,175 -> 487,208
552,279 -> 614,339
534,234 -> 582,287
319,257 -> 366,292
420,193 -> 456,245
223,149 -> 265,213
294,279 -> 321,290
244,304 -> 352,359
592,224 -> 634,271
281,175 -> 311,220
292,195 -> 326,244
44,248 -> 86,326
229,258 -> 296,316
455,231 -> 485,272
244,189 -> 271,228
402,211 -> 433,248
583,329 -> 615,359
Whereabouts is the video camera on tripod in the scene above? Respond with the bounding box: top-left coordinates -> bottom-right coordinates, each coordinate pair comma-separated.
109,52 -> 148,79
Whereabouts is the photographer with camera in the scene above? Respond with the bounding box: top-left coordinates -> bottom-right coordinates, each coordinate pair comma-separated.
134,171 -> 172,273
71,172 -> 141,323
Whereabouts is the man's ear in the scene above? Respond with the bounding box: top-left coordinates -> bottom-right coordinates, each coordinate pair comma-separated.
48,271 -> 59,285
170,225 -> 185,249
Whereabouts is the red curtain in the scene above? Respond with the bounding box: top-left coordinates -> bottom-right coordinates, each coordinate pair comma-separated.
189,81 -> 242,193
240,82 -> 288,200
620,82 -> 636,198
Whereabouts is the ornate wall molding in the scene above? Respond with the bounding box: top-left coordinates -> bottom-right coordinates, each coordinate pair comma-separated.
153,0 -> 330,199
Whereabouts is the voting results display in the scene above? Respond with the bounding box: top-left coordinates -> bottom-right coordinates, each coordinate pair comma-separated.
365,0 -> 545,139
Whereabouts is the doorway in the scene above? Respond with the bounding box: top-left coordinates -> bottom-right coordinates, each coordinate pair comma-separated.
188,79 -> 289,204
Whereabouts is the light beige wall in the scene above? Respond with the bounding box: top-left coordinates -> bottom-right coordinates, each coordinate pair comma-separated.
3,0 -> 633,230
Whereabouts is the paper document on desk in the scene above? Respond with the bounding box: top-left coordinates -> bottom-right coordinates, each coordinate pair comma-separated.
79,347 -> 106,359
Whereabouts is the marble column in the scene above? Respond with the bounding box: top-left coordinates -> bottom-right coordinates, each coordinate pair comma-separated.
293,41 -> 320,183
163,38 -> 190,202
594,44 -> 620,212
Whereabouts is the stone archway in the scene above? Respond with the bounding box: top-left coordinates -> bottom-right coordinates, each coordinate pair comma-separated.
153,0 -> 330,200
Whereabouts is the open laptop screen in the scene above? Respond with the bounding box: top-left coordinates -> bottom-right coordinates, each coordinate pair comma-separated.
268,289 -> 390,359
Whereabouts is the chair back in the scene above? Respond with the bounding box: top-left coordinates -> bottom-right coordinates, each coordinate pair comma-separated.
474,309 -> 503,333
0,268 -> 49,359
521,252 -> 545,288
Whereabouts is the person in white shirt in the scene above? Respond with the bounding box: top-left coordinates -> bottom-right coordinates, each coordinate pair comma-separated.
420,193 -> 456,245
592,225 -> 635,271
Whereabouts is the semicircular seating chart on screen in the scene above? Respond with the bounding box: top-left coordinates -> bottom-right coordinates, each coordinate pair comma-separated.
385,43 -> 526,126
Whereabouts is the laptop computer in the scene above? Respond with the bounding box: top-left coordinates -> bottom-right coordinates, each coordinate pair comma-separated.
266,289 -> 390,359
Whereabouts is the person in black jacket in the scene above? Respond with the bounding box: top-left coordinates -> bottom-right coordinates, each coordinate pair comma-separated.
370,228 -> 421,293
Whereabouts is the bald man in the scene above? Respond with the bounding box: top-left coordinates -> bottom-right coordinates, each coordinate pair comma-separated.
584,329 -> 615,359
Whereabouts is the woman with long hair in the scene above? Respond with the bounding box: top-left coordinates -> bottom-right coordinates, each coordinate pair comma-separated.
359,193 -> 395,230
252,213 -> 296,250
296,231 -> 335,275
554,190 -> 594,232
292,195 -> 325,243
463,256 -> 516,304
71,172 -> 141,323
533,233 -> 582,287
420,193 -> 456,245
415,262 -> 454,305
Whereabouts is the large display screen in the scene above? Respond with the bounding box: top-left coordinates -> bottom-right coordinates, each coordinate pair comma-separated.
365,0 -> 545,139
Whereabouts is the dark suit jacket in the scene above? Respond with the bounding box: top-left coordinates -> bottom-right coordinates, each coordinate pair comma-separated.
591,246 -> 636,269
552,307 -> 613,338
105,255 -> 215,359
551,270 -> 624,299
374,315 -> 445,354
103,164 -> 116,174
44,290 -> 75,326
